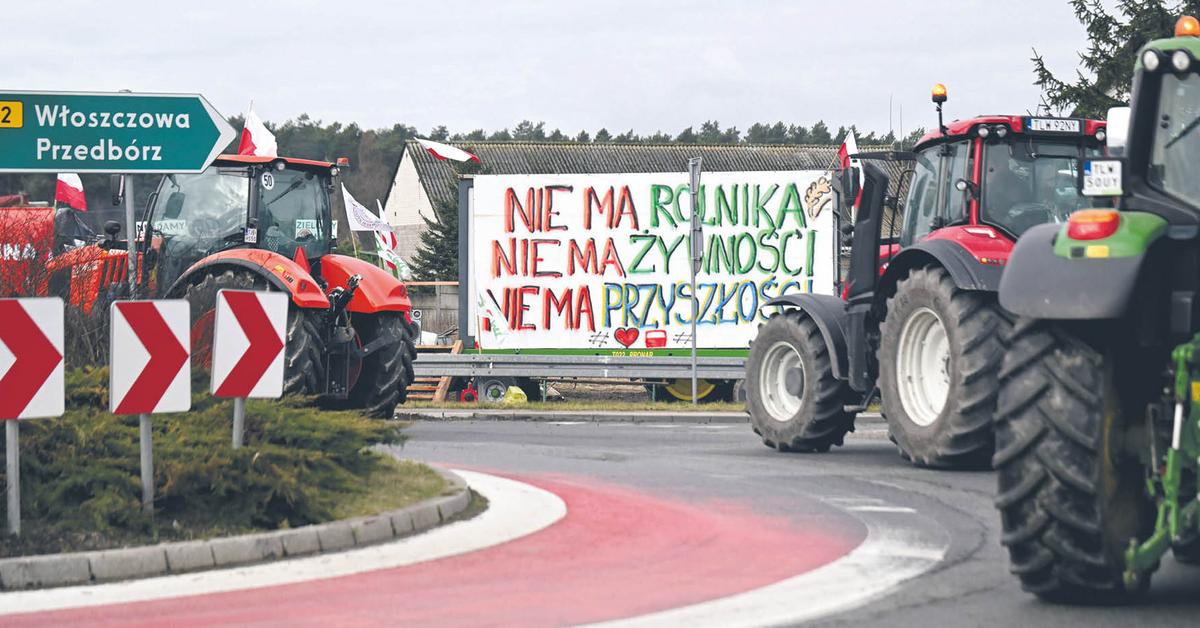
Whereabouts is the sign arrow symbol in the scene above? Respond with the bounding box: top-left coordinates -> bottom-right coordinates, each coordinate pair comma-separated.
215,291 -> 285,398
0,300 -> 63,418
114,302 -> 189,414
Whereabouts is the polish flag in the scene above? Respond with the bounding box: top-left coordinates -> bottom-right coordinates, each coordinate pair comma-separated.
416,138 -> 479,163
237,104 -> 278,157
55,173 -> 87,211
836,131 -> 859,169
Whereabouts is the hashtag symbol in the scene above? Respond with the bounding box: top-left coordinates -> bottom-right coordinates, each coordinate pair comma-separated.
589,332 -> 608,346
673,332 -> 692,343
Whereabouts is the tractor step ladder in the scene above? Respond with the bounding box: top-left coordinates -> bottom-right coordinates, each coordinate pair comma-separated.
406,340 -> 462,402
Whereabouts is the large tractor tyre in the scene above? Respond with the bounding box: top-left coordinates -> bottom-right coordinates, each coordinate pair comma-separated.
182,269 -> 325,397
645,379 -> 733,403
878,266 -> 1011,469
347,312 -> 417,419
746,310 -> 855,453
994,320 -> 1156,602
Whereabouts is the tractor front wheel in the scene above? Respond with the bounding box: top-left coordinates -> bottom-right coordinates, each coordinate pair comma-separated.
994,319 -> 1156,602
878,266 -> 1009,468
745,310 -> 855,452
183,269 -> 325,396
346,312 -> 417,418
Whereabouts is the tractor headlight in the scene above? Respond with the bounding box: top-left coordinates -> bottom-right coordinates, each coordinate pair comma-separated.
994,125 -> 1009,138
1096,128 -> 1107,143
330,166 -> 340,177
273,159 -> 287,172
1173,49 -> 1192,72
977,125 -> 990,138
1143,49 -> 1162,72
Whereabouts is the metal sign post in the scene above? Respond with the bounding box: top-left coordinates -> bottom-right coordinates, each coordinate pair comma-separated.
124,175 -> 137,294
232,398 -> 246,449
5,420 -> 18,535
138,414 -> 152,513
687,157 -> 703,405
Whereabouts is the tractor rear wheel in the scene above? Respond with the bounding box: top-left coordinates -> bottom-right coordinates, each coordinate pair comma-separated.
994,319 -> 1156,602
183,269 -> 325,397
746,310 -> 855,452
878,266 -> 1010,468
346,312 -> 416,418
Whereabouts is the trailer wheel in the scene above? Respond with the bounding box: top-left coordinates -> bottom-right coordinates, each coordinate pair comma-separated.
183,269 -> 324,396
746,310 -> 854,452
646,379 -> 732,403
878,266 -> 1009,468
347,312 -> 416,418
994,319 -> 1155,602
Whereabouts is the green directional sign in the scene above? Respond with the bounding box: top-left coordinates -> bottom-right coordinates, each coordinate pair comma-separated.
0,90 -> 236,173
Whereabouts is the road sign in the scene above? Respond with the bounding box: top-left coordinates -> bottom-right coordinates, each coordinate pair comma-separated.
0,90 -> 235,173
110,300 -> 190,414
211,290 -> 287,399
0,298 -> 64,419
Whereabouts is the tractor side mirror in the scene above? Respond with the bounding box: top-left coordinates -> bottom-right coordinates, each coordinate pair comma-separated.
839,167 -> 860,203
103,220 -> 122,237
1105,106 -> 1130,154
110,175 -> 125,206
163,192 -> 186,219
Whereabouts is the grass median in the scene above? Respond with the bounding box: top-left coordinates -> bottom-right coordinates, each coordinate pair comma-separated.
0,368 -> 446,558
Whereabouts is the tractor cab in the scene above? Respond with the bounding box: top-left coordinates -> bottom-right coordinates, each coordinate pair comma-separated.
141,155 -> 339,293
899,106 -> 1106,256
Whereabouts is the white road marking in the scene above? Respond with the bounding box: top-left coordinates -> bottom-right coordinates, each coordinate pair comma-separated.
588,496 -> 948,628
546,421 -> 588,426
846,505 -> 918,514
0,470 -> 566,616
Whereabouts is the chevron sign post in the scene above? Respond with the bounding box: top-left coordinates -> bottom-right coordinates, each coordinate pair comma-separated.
0,297 -> 65,535
210,290 -> 287,449
109,300 -> 190,514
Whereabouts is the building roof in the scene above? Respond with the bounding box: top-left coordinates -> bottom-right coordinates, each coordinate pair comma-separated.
398,140 -> 870,210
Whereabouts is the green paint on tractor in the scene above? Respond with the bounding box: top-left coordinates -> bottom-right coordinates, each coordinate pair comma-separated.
1052,211 -> 1167,259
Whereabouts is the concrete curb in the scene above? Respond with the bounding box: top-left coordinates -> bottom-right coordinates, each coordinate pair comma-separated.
397,409 -> 887,425
0,467 -> 472,591
396,409 -> 751,424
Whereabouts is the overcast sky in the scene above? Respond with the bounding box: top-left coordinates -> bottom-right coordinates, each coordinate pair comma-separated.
8,1 -> 1099,137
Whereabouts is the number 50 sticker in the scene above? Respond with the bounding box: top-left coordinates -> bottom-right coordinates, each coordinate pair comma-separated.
0,101 -> 23,128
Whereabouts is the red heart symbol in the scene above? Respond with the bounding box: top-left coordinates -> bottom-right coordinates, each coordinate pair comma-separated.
614,327 -> 639,347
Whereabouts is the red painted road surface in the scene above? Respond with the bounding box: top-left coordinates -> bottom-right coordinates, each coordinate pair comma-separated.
5,473 -> 864,627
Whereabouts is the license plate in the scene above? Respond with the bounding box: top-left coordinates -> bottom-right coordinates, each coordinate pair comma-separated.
1082,159 -> 1122,196
1027,117 -> 1081,133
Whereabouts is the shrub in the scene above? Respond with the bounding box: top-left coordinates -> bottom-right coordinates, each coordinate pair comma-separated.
1,368 -> 403,552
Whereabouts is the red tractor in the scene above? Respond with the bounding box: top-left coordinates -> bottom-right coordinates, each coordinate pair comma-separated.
5,155 -> 418,418
745,85 -> 1107,468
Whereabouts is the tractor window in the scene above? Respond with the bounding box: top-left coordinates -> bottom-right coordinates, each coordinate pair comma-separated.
1150,72 -> 1200,209
899,150 -> 940,246
146,166 -> 251,291
983,139 -> 1096,238
256,169 -> 330,260
942,141 -> 972,225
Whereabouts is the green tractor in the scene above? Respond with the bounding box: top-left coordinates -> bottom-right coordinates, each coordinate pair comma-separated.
994,15 -> 1200,601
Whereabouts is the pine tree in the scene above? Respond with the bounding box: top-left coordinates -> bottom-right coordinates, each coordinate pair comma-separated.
1033,1 -> 1200,117
411,184 -> 461,281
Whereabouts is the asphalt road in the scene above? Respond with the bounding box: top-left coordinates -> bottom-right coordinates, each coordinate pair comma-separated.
396,417 -> 1200,627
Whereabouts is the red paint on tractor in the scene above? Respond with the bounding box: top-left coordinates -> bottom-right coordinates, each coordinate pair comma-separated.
179,249 -> 329,309
320,253 -> 412,313
922,224 -> 1015,265
4,472 -> 863,627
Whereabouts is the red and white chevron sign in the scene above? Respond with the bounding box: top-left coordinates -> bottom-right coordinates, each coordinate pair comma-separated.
211,290 -> 287,398
109,300 -> 190,415
0,298 -> 64,419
